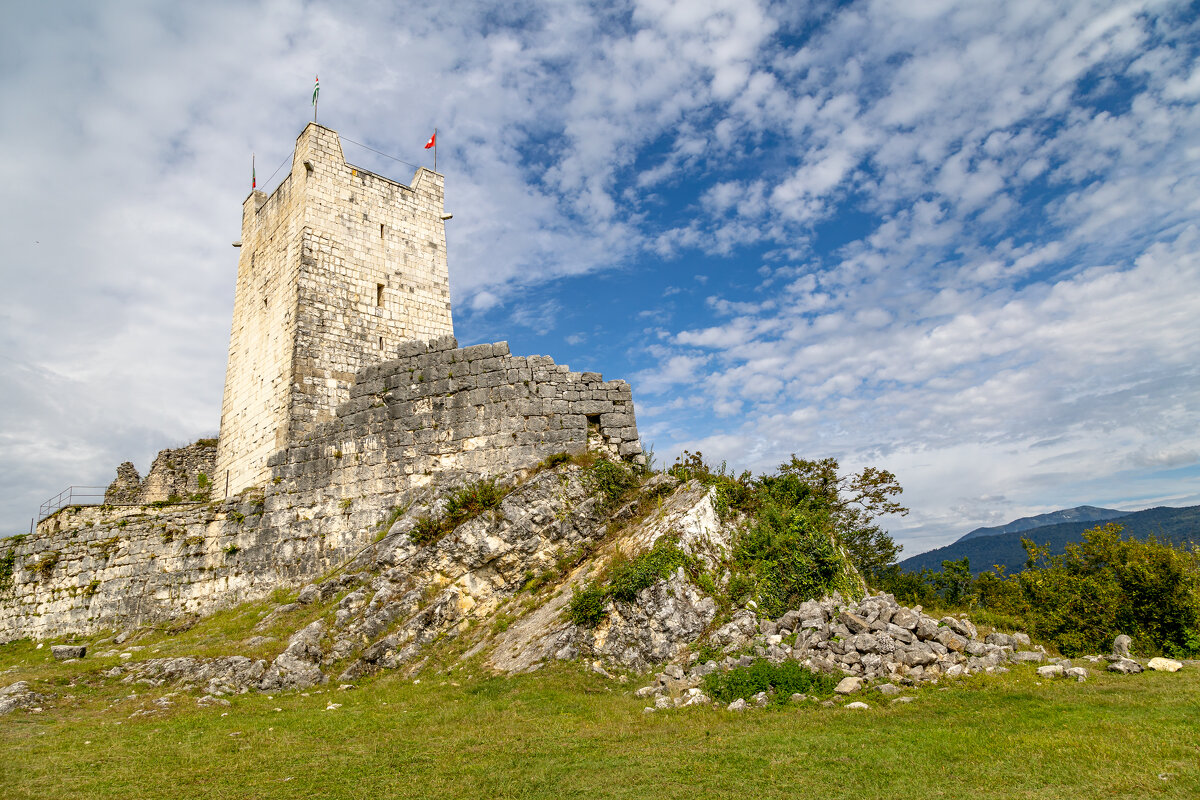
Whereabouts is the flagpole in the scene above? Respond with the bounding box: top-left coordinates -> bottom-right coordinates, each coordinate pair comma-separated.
433,127 -> 437,171
252,153 -> 256,190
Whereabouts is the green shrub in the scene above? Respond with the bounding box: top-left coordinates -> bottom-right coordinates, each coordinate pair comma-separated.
444,479 -> 504,524
567,583 -> 609,627
568,536 -> 700,627
733,501 -> 857,618
585,458 -> 638,509
409,516 -> 444,547
702,659 -> 838,704
607,538 -> 693,602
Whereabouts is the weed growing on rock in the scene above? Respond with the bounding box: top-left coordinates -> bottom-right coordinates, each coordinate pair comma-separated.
33,551 -> 60,580
568,535 -> 699,627
408,479 -> 509,547
409,516 -> 444,546
584,458 -> 637,510
0,547 -> 15,593
444,479 -> 505,522
567,583 -> 609,627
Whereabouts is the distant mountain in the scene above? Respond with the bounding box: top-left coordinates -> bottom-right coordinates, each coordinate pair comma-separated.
955,505 -> 1130,543
898,505 -> 1200,575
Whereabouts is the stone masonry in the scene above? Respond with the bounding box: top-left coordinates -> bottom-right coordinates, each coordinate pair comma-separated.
104,440 -> 218,506
2,336 -> 641,642
269,334 -> 641,502
215,123 -> 453,497
2,123 -> 644,643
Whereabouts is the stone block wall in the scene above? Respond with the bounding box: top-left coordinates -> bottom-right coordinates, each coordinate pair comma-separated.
1,491 -> 369,642
216,123 -> 454,498
270,334 -> 639,494
2,336 -> 643,642
131,440 -> 218,503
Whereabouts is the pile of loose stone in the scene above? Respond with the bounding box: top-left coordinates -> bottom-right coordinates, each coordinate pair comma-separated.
637,591 -> 1099,711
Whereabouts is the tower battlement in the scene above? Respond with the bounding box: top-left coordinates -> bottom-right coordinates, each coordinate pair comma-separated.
215,124 -> 454,496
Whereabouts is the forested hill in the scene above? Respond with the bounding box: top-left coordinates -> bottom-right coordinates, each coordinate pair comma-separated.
955,505 -> 1128,543
899,505 -> 1200,575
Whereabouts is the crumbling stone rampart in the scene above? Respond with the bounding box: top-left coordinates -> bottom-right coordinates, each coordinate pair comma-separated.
269,334 -> 640,497
2,336 -> 641,642
103,440 -> 217,506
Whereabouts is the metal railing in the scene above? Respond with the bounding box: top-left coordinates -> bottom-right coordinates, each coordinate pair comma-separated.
38,486 -> 108,523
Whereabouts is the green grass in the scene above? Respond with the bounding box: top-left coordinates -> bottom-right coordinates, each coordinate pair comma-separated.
1,644 -> 1197,799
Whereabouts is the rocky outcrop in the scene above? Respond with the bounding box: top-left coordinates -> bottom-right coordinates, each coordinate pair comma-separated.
0,681 -> 49,714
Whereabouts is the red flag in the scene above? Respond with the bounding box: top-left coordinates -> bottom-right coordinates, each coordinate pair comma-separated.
424,132 -> 436,149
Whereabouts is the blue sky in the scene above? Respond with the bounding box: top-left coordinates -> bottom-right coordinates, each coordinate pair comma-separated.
2,0 -> 1199,557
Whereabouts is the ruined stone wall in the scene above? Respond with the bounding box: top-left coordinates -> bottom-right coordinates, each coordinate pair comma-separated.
2,337 -> 641,643
269,334 -> 639,500
216,123 -> 453,497
1,491 -> 369,643
136,440 -> 218,503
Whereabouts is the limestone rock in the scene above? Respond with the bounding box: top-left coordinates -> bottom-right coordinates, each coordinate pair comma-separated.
1146,657 -> 1182,672
890,607 -> 919,630
834,676 -> 863,694
0,681 -> 48,715
51,644 -> 86,660
1108,658 -> 1143,675
709,610 -> 759,650
1112,634 -> 1132,658
839,612 -> 870,634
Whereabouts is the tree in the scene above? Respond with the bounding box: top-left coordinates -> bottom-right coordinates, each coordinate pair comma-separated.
775,457 -> 908,582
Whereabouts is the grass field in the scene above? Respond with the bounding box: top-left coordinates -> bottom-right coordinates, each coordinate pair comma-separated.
2,635 -> 1198,800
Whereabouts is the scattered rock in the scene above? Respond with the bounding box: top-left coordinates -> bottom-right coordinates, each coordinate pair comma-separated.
1112,634 -> 1132,658
845,701 -> 869,710
1036,664 -> 1065,679
1146,657 -> 1182,673
0,681 -> 49,715
876,683 -> 901,696
1108,658 -> 1143,675
834,676 -> 863,694
727,698 -> 747,711
51,645 -> 86,661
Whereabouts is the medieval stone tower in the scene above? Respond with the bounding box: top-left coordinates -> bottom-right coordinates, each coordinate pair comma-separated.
215,123 -> 454,496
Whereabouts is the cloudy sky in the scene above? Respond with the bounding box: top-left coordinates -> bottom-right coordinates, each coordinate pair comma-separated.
2,0 -> 1198,556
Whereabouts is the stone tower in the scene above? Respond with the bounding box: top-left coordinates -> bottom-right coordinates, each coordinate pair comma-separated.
215,123 -> 454,496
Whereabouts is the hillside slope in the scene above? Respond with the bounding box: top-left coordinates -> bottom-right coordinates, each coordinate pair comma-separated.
955,505 -> 1128,543
899,505 -> 1200,574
